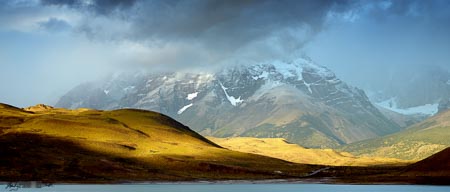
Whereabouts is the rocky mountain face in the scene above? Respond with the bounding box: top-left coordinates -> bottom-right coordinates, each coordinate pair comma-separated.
56,58 -> 400,148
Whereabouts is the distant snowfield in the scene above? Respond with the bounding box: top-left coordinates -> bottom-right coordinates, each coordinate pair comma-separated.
376,98 -> 438,116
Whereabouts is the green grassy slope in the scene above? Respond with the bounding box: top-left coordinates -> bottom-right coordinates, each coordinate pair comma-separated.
0,103 -> 315,182
341,110 -> 450,160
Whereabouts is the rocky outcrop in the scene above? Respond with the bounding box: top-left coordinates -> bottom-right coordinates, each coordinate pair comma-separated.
23,104 -> 54,112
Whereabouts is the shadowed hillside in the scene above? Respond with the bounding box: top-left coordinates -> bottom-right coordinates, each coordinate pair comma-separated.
404,147 -> 450,176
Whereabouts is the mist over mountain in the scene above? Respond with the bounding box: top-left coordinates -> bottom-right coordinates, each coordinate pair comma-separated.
364,65 -> 450,116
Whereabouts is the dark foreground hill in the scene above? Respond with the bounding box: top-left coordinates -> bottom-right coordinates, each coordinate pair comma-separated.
326,147 -> 450,185
390,147 -> 450,185
404,147 -> 450,177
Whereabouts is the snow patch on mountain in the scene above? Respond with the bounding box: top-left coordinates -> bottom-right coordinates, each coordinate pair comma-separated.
252,71 -> 269,80
104,90 -> 110,95
219,81 -> 243,106
186,92 -> 198,100
376,98 -> 438,115
177,103 -> 193,114
304,82 -> 313,94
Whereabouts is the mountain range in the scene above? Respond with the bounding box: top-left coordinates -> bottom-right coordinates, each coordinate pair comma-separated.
56,58 -> 401,148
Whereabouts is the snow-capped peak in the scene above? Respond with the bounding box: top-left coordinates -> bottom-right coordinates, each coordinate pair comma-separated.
247,58 -> 336,82
292,58 -> 335,79
271,60 -> 304,80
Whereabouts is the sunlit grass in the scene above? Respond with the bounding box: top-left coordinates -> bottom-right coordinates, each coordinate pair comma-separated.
0,103 -> 317,181
209,137 -> 412,166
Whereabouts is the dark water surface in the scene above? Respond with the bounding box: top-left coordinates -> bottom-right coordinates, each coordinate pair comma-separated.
2,184 -> 450,192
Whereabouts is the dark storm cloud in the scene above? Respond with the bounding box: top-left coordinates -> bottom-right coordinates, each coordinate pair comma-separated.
41,0 -> 356,51
31,0 -> 450,65
131,0 -> 349,39
40,0 -> 137,15
36,0 -> 450,74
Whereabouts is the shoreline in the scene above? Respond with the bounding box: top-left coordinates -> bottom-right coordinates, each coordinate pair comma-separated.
2,176 -> 449,186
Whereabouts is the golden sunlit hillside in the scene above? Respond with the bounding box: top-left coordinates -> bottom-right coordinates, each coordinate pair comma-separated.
209,137 -> 411,166
0,103 -> 317,182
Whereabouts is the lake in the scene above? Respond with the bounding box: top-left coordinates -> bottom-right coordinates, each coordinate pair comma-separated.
2,184 -> 449,192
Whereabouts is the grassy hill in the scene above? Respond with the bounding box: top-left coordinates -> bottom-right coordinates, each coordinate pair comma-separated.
209,137 -> 410,166
0,103 -> 316,183
341,110 -> 450,160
